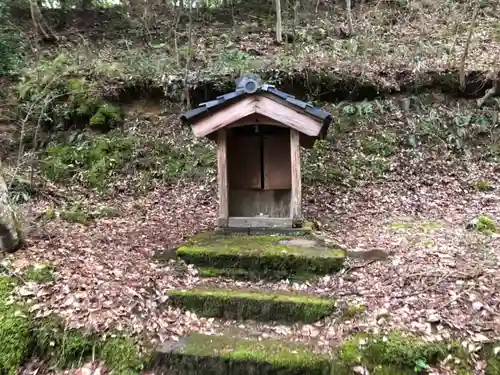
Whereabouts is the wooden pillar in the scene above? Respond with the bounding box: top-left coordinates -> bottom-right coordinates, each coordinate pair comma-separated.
217,129 -> 229,227
290,129 -> 302,226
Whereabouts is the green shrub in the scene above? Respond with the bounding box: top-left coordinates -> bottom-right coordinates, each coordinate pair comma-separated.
41,135 -> 135,188
17,55 -> 122,132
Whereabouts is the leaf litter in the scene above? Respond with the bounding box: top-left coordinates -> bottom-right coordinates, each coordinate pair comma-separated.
6,155 -> 500,374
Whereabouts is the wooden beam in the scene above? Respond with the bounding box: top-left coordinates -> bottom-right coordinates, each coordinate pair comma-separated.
228,217 -> 293,228
217,129 -> 228,226
226,113 -> 287,129
290,129 -> 302,221
255,96 -> 322,136
191,97 -> 256,137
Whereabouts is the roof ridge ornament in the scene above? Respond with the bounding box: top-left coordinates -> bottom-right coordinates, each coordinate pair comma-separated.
235,73 -> 264,94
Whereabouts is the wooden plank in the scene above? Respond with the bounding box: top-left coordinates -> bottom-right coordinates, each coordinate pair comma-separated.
191,97 -> 256,137
229,189 -> 290,217
256,96 -> 322,137
228,217 -> 293,228
227,133 -> 261,189
263,133 -> 291,190
226,113 -> 287,129
217,129 -> 228,226
290,129 -> 302,221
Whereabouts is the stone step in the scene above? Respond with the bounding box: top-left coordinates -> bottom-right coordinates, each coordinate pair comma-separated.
150,333 -> 334,375
168,288 -> 336,323
176,233 -> 345,280
149,331 -> 458,375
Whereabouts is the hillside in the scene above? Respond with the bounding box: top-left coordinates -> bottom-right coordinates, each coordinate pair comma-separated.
1,0 -> 500,374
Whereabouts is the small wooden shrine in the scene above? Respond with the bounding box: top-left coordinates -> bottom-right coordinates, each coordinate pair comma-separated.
181,74 -> 333,229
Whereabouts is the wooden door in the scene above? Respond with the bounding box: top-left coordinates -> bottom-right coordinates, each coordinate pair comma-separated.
263,133 -> 291,190
227,133 -> 261,189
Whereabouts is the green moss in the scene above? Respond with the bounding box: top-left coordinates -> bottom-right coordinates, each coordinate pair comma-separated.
342,302 -> 367,320
24,262 -> 55,283
0,275 -> 146,373
42,207 -> 56,221
100,335 -> 147,374
168,289 -> 336,323
0,276 -> 32,375
166,333 -> 332,375
60,202 -> 92,225
197,266 -> 319,282
338,331 -> 448,373
177,234 -> 345,279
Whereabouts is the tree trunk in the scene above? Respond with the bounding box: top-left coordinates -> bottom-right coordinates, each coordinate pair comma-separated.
459,1 -> 480,92
276,0 -> 282,43
0,164 -> 22,253
30,0 -> 58,42
346,0 -> 354,36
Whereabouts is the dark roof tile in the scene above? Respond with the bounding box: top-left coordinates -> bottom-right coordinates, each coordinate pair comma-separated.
181,75 -> 333,136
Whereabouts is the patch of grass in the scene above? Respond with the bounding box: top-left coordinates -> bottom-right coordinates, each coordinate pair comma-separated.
468,215 -> 498,235
475,179 -> 494,192
24,263 -> 55,283
42,134 -> 136,189
0,276 -> 32,375
360,133 -> 398,157
100,335 -> 148,374
168,288 -> 336,323
176,234 -> 345,279
342,302 -> 367,320
484,343 -> 500,375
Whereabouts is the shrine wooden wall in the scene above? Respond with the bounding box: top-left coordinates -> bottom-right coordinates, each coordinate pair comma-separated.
227,125 -> 292,218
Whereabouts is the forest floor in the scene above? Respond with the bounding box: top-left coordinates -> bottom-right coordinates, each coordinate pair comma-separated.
6,150 -> 500,374
2,1 -> 500,373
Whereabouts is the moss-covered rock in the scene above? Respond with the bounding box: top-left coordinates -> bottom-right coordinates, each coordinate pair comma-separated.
176,233 -> 345,280
168,288 -> 336,323
197,266 -> 319,282
151,333 -> 332,375
338,331 -> 456,374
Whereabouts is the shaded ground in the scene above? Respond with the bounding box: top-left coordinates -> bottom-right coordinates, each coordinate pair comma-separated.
5,156 -> 500,374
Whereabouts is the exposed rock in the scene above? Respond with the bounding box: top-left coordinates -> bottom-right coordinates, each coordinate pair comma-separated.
0,162 -> 23,253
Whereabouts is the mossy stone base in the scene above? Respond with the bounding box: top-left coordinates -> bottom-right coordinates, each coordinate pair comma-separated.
197,267 -> 319,282
176,233 -> 345,280
151,333 -> 332,375
216,221 -> 314,236
168,289 -> 335,323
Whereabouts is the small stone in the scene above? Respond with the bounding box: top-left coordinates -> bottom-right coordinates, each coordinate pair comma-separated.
427,314 -> 441,323
472,301 -> 483,311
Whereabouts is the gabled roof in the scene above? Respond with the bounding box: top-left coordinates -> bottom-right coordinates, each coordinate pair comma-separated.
180,74 -> 333,138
